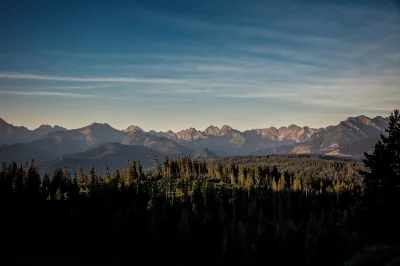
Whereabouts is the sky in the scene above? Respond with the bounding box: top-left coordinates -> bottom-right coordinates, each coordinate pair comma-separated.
0,0 -> 399,132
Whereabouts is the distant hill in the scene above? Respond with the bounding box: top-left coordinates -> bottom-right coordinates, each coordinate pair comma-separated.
338,136 -> 381,158
192,148 -> 218,158
39,143 -> 164,176
0,143 -> 56,165
248,145 -> 295,156
122,128 -> 192,157
25,123 -> 124,156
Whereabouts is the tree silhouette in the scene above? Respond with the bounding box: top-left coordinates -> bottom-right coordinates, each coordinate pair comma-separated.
359,109 -> 400,244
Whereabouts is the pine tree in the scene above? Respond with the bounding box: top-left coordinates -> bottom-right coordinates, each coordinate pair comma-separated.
125,161 -> 134,186
162,156 -> 170,180
292,174 -> 302,191
77,165 -> 86,192
357,109 -> 400,244
152,156 -> 161,178
254,166 -> 261,187
245,169 -> 254,190
63,166 -> 71,187
55,187 -> 63,201
238,166 -> 246,187
87,167 -> 97,196
270,177 -> 278,192
278,173 -> 287,191
42,174 -> 50,199
104,167 -> 112,184
13,165 -> 25,197
113,168 -> 122,190
135,160 -> 143,180
26,160 -> 41,199
185,156 -> 193,181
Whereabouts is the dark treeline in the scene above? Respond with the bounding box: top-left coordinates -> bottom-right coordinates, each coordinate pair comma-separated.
1,110 -> 399,265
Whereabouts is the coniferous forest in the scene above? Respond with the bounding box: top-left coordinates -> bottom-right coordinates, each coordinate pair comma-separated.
1,110 -> 399,265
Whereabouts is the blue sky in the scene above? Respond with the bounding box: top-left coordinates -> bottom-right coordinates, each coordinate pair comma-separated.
0,0 -> 399,131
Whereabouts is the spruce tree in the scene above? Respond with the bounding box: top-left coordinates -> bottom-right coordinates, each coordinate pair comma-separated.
125,161 -> 133,186
359,109 -> 400,244
152,156 -> 161,178
55,187 -> 63,201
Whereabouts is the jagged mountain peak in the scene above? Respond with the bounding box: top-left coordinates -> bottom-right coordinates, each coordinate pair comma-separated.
188,127 -> 199,132
178,127 -> 199,133
81,122 -> 118,133
90,122 -> 112,127
288,124 -> 301,130
53,125 -> 67,130
34,124 -> 67,132
175,127 -> 207,141
0,117 -> 7,125
205,125 -> 220,130
371,116 -> 390,129
38,124 -> 52,128
126,130 -> 145,137
33,124 -> 67,137
346,115 -> 373,124
221,125 -> 232,130
0,118 -> 28,130
342,115 -> 381,130
204,125 -> 221,135
372,115 -> 386,121
125,125 -> 144,132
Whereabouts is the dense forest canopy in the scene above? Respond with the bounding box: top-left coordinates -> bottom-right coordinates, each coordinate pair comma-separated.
0,110 -> 399,265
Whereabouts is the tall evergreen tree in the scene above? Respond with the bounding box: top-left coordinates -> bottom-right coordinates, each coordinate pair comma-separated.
26,160 -> 41,200
152,156 -> 162,178
358,109 -> 400,244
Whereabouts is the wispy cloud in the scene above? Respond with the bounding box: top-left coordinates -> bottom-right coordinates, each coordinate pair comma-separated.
0,90 -> 95,98
47,84 -> 111,90
0,72 -> 185,84
216,84 -> 400,113
1,1 -> 399,129
145,88 -> 213,95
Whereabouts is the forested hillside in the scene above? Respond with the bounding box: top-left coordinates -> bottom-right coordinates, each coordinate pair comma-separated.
1,155 -> 364,265
0,110 -> 399,265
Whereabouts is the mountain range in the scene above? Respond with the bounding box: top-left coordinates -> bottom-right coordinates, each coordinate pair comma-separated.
0,117 -> 67,144
0,114 -> 389,174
